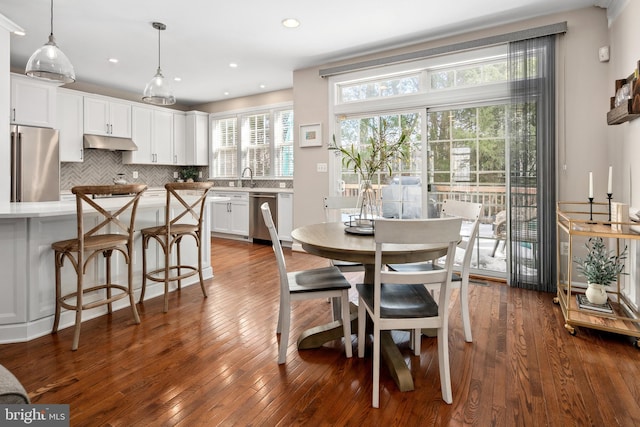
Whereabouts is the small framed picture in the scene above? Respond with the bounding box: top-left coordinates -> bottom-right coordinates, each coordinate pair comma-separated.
299,123 -> 322,148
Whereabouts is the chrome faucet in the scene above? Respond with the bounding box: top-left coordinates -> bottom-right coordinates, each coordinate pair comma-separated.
241,167 -> 255,188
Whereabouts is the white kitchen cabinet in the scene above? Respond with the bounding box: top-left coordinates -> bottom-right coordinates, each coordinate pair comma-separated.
211,192 -> 249,237
154,109 -> 174,164
185,111 -> 209,166
277,193 -> 293,242
10,73 -> 57,128
123,106 -> 174,165
125,105 -> 153,164
173,112 -> 186,165
57,89 -> 84,162
0,219 -> 27,325
83,95 -> 132,138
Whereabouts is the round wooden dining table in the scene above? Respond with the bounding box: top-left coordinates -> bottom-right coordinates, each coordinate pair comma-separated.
291,221 -> 449,392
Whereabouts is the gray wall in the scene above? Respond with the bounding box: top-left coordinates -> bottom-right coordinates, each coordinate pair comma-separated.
291,6 -> 611,229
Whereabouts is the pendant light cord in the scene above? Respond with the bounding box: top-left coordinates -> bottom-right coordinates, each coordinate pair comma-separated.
157,26 -> 161,70
50,0 -> 54,36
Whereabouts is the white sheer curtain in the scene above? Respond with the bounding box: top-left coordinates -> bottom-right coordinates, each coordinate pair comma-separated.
507,35 -> 557,292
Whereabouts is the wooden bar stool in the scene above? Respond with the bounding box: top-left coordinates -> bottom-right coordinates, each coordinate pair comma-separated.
51,184 -> 147,350
139,181 -> 213,312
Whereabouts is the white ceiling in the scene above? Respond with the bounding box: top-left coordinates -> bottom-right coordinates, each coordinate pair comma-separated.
1,0 -> 606,107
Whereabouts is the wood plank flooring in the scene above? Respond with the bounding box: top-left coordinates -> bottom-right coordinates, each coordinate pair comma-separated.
2,238 -> 640,426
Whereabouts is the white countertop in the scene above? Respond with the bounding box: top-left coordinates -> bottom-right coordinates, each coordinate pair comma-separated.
210,186 -> 293,193
0,196 -> 229,219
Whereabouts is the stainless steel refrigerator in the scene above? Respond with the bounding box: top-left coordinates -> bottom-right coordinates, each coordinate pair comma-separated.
10,125 -> 60,202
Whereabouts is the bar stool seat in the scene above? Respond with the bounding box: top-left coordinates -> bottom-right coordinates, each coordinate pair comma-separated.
139,181 -> 214,312
52,184 -> 147,351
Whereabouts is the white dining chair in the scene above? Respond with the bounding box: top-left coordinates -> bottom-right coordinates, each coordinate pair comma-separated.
261,202 -> 353,364
357,217 -> 461,407
388,199 -> 482,342
323,196 -> 365,273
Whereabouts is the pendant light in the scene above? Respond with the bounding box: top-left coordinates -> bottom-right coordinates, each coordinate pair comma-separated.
25,0 -> 75,83
142,22 -> 176,105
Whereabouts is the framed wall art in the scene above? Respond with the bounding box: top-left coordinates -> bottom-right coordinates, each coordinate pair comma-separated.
299,123 -> 322,148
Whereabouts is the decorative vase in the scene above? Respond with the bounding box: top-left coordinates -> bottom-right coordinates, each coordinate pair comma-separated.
585,283 -> 608,305
357,180 -> 379,224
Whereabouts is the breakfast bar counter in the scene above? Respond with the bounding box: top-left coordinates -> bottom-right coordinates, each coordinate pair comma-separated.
0,195 -> 228,344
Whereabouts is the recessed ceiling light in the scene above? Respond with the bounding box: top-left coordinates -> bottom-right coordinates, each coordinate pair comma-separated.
13,30 -> 26,36
174,77 -> 182,82
229,62 -> 238,68
224,91 -> 230,96
259,84 -> 266,89
108,58 -> 118,63
281,18 -> 300,28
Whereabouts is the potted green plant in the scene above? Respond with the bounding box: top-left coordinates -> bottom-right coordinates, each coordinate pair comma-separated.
180,167 -> 199,182
328,118 -> 415,220
573,237 -> 627,304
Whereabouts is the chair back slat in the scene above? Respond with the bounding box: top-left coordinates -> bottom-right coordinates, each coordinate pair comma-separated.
71,184 -> 147,242
440,199 -> 483,266
373,217 -> 462,317
164,182 -> 213,234
323,196 -> 360,222
260,203 -> 289,296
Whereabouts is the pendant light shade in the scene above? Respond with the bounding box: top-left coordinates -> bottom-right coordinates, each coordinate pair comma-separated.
25,0 -> 75,83
143,22 -> 176,105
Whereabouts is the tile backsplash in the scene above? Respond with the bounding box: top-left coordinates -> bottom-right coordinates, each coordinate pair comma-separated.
60,149 -> 207,190
60,150 -> 293,190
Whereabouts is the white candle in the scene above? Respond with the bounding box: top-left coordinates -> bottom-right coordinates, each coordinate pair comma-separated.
608,166 -> 612,194
589,172 -> 593,199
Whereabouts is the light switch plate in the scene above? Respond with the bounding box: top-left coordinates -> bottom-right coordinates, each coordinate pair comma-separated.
173,171 -> 178,178
317,163 -> 328,172
598,46 -> 610,62
279,182 -> 286,188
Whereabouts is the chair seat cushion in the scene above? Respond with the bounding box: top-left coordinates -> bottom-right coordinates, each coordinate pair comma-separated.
288,266 -> 351,293
387,263 -> 461,281
52,234 -> 128,252
356,283 -> 438,318
331,259 -> 363,268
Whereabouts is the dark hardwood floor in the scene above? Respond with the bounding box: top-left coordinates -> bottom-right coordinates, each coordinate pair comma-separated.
2,238 -> 640,426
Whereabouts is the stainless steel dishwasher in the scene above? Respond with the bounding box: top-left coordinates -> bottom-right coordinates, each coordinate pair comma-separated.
250,193 -> 277,241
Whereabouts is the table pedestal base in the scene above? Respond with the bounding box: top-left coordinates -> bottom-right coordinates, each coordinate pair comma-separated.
297,303 -> 415,392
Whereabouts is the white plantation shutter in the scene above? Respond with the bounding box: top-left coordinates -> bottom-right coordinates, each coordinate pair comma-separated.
212,117 -> 237,177
211,105 -> 293,178
243,113 -> 270,177
275,109 -> 294,177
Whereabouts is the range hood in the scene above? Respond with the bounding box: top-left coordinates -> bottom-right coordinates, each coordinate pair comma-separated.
83,134 -> 138,151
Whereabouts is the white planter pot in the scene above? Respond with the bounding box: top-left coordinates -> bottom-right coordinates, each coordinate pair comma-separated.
585,283 -> 608,305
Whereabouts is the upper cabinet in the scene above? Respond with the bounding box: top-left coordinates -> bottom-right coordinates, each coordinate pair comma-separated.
83,95 -> 132,138
173,112 -> 186,165
123,105 -> 174,165
185,111 -> 209,166
57,89 -> 84,162
10,73 -> 57,128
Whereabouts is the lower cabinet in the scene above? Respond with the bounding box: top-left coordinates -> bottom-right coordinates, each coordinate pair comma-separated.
0,200 -> 213,343
211,192 -> 249,237
0,219 -> 27,324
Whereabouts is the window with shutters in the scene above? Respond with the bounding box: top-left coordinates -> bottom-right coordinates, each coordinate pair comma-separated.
211,104 -> 293,178
212,117 -> 238,177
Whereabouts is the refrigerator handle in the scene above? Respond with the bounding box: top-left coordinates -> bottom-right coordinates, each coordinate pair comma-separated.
10,130 -> 21,202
